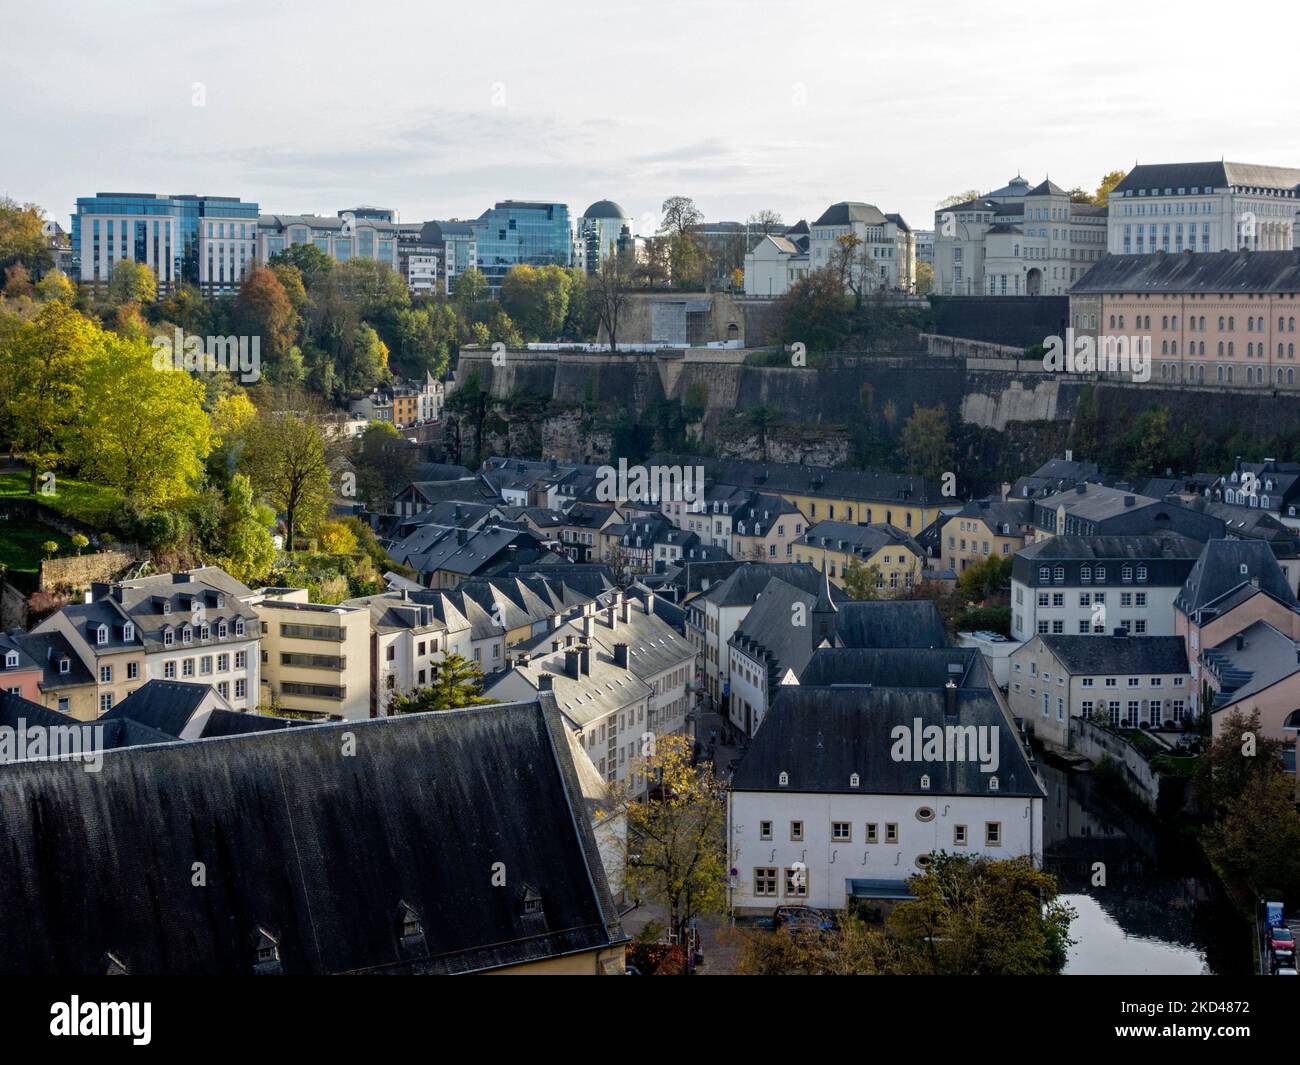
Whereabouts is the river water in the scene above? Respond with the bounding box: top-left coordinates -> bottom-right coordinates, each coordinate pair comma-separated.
1037,761 -> 1251,975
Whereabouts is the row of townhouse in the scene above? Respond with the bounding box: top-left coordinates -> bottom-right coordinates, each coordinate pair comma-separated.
485,590 -> 698,794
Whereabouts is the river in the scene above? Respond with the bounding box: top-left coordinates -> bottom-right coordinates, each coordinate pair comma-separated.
1037,761 -> 1251,975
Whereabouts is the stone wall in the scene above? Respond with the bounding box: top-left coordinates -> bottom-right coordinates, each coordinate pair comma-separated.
1068,717 -> 1163,811
40,549 -> 137,593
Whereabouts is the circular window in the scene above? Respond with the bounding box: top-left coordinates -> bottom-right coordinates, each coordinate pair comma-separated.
916,854 -> 933,868
916,807 -> 935,823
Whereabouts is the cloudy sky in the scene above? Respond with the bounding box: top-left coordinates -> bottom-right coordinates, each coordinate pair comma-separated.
5,0 -> 1298,234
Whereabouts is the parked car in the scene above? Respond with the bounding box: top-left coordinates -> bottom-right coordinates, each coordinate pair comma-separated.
1269,926 -> 1296,957
773,905 -> 834,933
1276,965 -> 1298,976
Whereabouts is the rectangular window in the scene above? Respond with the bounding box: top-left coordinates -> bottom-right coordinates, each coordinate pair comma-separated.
885,823 -> 898,844
759,820 -> 772,841
865,823 -> 878,843
985,822 -> 1002,846
784,867 -> 808,898
832,821 -> 851,842
953,825 -> 968,846
754,868 -> 778,897
790,821 -> 803,841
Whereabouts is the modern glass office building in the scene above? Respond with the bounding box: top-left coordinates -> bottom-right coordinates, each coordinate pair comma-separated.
471,201 -> 572,292
71,192 -> 260,293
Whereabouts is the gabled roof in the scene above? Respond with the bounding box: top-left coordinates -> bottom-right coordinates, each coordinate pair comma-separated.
797,647 -> 987,688
812,202 -> 888,228
732,687 -> 1043,797
1204,620 -> 1300,708
0,700 -> 624,975
1176,538 -> 1300,618
1037,635 -> 1189,676
1072,250 -> 1300,296
1113,162 -> 1300,196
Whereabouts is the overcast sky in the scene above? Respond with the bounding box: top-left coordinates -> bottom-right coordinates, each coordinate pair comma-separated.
6,0 -> 1299,234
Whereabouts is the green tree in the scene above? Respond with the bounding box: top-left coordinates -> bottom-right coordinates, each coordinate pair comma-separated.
0,302 -> 97,491
617,734 -> 728,948
73,332 -> 212,506
915,260 -> 935,296
779,270 -> 851,351
269,243 -> 333,287
241,411 -> 331,552
213,473 -> 276,584
900,402 -> 954,481
1204,770 -> 1300,900
354,420 -> 417,508
957,554 -> 1013,601
500,263 -> 572,340
889,854 -> 1075,975
107,259 -> 158,305
659,196 -> 704,288
155,283 -> 211,336
1193,708 -> 1283,818
391,652 -> 493,713
842,558 -> 883,600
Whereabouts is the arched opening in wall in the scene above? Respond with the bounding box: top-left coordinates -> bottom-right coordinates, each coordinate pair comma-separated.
1025,268 -> 1042,297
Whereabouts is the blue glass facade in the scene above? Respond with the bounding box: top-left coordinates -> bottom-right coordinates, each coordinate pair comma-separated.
472,201 -> 572,291
72,192 -> 259,286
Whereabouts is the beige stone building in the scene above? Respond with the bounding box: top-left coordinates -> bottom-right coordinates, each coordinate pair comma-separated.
252,590 -> 370,720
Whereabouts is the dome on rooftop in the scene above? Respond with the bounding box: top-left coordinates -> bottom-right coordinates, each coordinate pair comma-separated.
582,200 -> 628,220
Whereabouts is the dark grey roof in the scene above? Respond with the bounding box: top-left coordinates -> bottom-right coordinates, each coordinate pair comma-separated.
832,600 -> 948,649
1028,179 -> 1068,197
732,687 -> 1043,797
1037,635 -> 1189,675
1072,250 -> 1300,295
1204,621 -> 1300,708
102,680 -> 214,735
812,202 -> 888,227
582,200 -> 627,220
1113,162 -> 1300,196
1175,539 -> 1300,618
1017,531 -> 1203,561
655,454 -> 942,507
695,562 -> 833,608
797,647 -> 988,688
0,700 -> 624,975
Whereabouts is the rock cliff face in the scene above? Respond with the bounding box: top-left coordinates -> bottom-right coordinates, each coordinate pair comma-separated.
440,347 -> 1300,476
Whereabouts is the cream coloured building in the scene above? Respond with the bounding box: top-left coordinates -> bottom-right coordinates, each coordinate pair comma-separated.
253,590 -> 370,720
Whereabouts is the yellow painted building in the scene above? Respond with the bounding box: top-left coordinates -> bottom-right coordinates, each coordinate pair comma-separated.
795,521 -> 926,594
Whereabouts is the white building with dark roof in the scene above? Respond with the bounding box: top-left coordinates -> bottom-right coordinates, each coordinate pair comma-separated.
808,201 -> 916,293
1106,161 -> 1300,256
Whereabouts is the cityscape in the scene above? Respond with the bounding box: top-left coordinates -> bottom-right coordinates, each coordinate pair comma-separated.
1,0 -> 1295,1043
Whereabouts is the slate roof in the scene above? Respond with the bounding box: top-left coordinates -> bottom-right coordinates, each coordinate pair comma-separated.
1203,620 -> 1300,708
1038,635 -> 1189,676
812,202 -> 889,227
1072,250 -> 1300,295
732,687 -> 1043,797
694,562 -> 834,608
6,631 -> 95,691
658,455 -> 941,507
1113,162 -> 1300,196
799,521 -> 924,558
0,700 -> 625,975
101,680 -> 219,736
796,647 -> 988,689
1175,538 -> 1300,618
831,600 -> 948,649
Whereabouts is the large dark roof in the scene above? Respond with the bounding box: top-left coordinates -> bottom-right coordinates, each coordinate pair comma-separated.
582,200 -> 627,220
733,687 -> 1043,797
0,700 -> 624,975
832,600 -> 948,649
1072,250 -> 1300,295
1113,162 -> 1300,196
812,202 -> 888,227
1037,635 -> 1189,675
797,647 -> 987,688
655,454 -> 942,506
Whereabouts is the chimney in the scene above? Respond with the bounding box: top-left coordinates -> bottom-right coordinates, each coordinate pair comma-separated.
1250,575 -> 1261,590
516,652 -> 530,667
550,612 -> 562,631
644,591 -> 656,616
1236,633 -> 1245,651
614,642 -> 629,669
606,605 -> 617,629
83,591 -> 93,605
578,645 -> 591,675
944,679 -> 957,716
564,649 -> 580,679
1123,495 -> 1135,508
551,639 -> 560,652
1075,483 -> 1086,494
582,615 -> 594,639
565,634 -> 575,648
537,672 -> 553,692
621,598 -> 632,624
400,587 -> 409,601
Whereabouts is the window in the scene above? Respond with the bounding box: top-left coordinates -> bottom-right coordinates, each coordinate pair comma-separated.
985,822 -> 1002,846
754,868 -> 778,897
885,823 -> 898,844
126,662 -> 138,680
865,823 -> 878,843
784,867 -> 808,898
99,693 -> 113,713
99,665 -> 112,684
759,820 -> 772,840
164,661 -> 176,679
953,825 -> 968,846
832,821 -> 852,841
789,821 -> 803,841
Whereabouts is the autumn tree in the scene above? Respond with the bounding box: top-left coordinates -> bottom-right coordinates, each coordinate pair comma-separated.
353,420 -> 417,508
1204,770 -> 1300,900
957,554 -> 1013,601
35,269 -> 75,304
1193,708 -> 1284,818
107,259 -> 157,305
659,196 -> 704,288
269,242 -> 333,287
0,197 -> 52,274
778,270 -> 851,352
241,411 -> 332,551
937,189 -> 981,209
500,263 -> 573,340
735,913 -> 896,975
617,734 -> 727,947
1093,170 -> 1127,208
391,652 -> 493,713
234,266 -> 297,364
914,260 -> 935,296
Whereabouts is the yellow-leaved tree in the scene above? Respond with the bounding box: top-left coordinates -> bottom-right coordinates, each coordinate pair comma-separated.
72,332 -> 211,507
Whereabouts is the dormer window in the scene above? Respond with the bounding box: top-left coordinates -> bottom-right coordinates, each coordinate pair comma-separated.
201,625 -> 211,641
778,771 -> 789,786
989,776 -> 1000,792
162,627 -> 174,647
849,772 -> 860,788
95,624 -> 108,646
217,622 -> 228,639
235,620 -> 245,637
253,929 -> 281,974
162,602 -> 172,615
521,885 -> 544,917
122,623 -> 134,642
182,625 -> 192,645
3,650 -> 17,669
58,656 -> 70,675
920,774 -> 931,790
